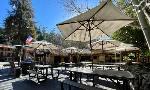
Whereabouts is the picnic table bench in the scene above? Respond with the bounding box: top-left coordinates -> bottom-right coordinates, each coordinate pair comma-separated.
89,64 -> 121,70
65,68 -> 134,90
59,79 -> 102,90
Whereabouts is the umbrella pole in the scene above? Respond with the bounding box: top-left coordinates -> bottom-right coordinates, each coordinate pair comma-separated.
88,29 -> 93,70
102,40 -> 104,53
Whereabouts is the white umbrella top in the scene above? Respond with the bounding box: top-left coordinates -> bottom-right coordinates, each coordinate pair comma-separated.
29,41 -> 58,50
62,47 -> 78,54
116,43 -> 140,51
57,0 -> 134,42
91,40 -> 120,50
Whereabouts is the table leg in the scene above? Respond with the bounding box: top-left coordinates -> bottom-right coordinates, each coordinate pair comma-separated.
70,71 -> 72,80
79,73 -> 82,83
92,74 -> 95,87
103,66 -> 104,70
74,72 -> 77,82
51,67 -> 54,79
45,68 -> 48,79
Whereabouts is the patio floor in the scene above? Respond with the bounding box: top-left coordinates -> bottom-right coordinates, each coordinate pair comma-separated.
0,65 -> 117,90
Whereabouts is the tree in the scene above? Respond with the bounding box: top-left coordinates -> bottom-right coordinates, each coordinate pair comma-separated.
131,0 -> 150,50
0,27 -> 7,44
4,0 -> 36,45
60,0 -> 100,14
112,26 -> 148,51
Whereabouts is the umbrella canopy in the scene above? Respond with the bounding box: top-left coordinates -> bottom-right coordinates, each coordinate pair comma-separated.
57,0 -> 134,42
78,49 -> 91,55
29,41 -> 58,50
91,40 -> 120,50
28,41 -> 59,55
116,43 -> 140,52
62,47 -> 78,54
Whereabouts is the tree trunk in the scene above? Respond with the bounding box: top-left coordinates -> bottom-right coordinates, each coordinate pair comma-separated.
132,0 -> 150,50
144,9 -> 150,25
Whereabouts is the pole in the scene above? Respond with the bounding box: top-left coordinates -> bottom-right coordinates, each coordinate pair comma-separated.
132,0 -> 150,50
120,51 -> 122,63
89,30 -> 93,70
102,40 -> 104,53
88,21 -> 93,70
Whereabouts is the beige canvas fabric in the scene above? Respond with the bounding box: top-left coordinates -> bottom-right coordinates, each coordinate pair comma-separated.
57,0 -> 134,42
29,41 -> 58,50
91,40 -> 120,50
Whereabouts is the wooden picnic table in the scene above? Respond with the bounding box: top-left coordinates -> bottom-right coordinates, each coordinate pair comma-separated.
89,64 -> 120,70
35,65 -> 51,80
64,68 -> 134,90
80,61 -> 92,67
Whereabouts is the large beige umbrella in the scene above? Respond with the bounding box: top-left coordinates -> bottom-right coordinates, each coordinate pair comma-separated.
29,41 -> 58,54
62,47 -> 78,54
57,0 -> 134,67
57,0 -> 134,43
116,43 -> 140,52
91,40 -> 120,51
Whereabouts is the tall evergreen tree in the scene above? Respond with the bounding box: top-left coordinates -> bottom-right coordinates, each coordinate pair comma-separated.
4,0 -> 36,45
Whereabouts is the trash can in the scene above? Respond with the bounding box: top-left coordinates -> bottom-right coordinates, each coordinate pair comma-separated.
15,67 -> 21,78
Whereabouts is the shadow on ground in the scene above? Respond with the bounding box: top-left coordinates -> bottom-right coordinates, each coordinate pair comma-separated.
12,79 -> 82,90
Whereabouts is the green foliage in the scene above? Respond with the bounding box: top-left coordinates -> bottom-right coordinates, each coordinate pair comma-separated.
117,0 -> 140,28
4,0 -> 36,45
112,26 -> 148,51
113,0 -> 150,54
36,27 -> 62,46
0,27 -> 7,44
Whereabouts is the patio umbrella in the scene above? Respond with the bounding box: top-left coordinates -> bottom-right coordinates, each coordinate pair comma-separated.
62,47 -> 78,54
91,40 -> 120,51
29,41 -> 59,64
116,43 -> 140,52
57,0 -> 134,67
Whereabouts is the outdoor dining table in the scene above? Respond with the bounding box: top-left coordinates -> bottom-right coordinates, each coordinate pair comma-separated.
64,62 -> 75,69
89,64 -> 120,70
65,63 -> 75,66
35,65 -> 51,80
65,68 -> 134,90
80,61 -> 92,67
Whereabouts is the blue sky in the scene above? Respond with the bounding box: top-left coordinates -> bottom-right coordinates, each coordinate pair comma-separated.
0,0 -> 99,33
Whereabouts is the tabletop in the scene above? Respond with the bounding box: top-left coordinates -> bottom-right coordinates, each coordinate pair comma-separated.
65,68 -> 134,79
35,65 -> 51,68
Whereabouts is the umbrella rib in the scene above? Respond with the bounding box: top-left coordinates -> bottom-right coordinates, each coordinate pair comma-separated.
89,0 -> 111,20
78,21 -> 90,41
91,20 -> 104,30
78,21 -> 89,30
57,18 -> 135,25
93,24 -> 110,37
83,28 -> 87,41
64,23 -> 82,40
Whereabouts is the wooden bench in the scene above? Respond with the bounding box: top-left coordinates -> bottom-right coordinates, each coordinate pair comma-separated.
59,79 -> 102,90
